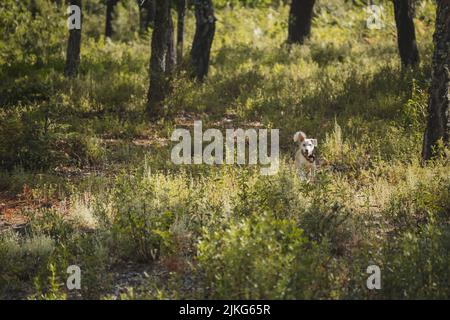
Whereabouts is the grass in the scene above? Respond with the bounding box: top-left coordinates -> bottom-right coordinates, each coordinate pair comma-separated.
0,0 -> 448,299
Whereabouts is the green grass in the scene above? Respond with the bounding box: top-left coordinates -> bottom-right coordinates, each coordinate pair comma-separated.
0,0 -> 448,299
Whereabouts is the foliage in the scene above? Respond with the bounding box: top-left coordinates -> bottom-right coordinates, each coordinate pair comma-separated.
197,212 -> 337,299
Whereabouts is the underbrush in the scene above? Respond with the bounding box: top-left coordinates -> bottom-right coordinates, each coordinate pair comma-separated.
1,158 -> 447,299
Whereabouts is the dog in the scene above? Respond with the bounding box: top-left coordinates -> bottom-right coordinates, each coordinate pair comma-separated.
293,131 -> 317,180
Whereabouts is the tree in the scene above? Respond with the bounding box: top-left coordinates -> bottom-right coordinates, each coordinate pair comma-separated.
191,0 -> 216,81
166,5 -> 176,73
105,0 -> 119,39
30,0 -> 38,18
393,0 -> 420,67
287,0 -> 315,44
147,0 -> 170,117
422,1 -> 450,160
138,0 -> 155,34
65,0 -> 82,77
176,0 -> 187,65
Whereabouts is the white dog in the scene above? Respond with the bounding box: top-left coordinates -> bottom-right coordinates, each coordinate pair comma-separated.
293,131 -> 317,180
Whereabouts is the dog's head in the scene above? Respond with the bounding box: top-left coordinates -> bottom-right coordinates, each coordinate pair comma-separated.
293,131 -> 317,162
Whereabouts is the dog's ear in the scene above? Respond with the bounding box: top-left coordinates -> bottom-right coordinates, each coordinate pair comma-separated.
293,131 -> 306,143
311,139 -> 318,147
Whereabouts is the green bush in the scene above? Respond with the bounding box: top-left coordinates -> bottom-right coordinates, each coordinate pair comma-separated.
381,222 -> 450,299
197,212 -> 337,299
0,232 -> 55,297
107,174 -> 179,262
0,0 -> 64,69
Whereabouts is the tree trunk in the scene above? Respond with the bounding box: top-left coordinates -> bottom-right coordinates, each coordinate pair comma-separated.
287,0 -> 315,44
138,0 -> 155,34
105,0 -> 119,39
30,0 -> 38,18
65,0 -> 82,78
191,0 -> 216,81
146,0 -> 156,29
422,1 -> 450,160
176,0 -> 186,65
147,0 -> 170,118
166,7 -> 177,73
393,0 -> 420,67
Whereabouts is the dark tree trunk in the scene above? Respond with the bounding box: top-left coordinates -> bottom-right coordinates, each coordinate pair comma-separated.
147,0 -> 170,118
393,0 -> 420,67
166,7 -> 177,73
105,0 -> 119,38
176,0 -> 186,65
191,0 -> 216,81
147,0 -> 156,28
65,0 -> 82,78
30,0 -> 38,18
422,1 -> 450,160
138,0 -> 156,33
287,0 -> 315,44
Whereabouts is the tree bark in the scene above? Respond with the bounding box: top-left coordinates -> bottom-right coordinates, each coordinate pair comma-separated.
287,0 -> 315,44
191,0 -> 216,81
30,0 -> 38,18
147,0 -> 170,118
65,0 -> 82,78
105,0 -> 119,39
166,7 -> 177,73
422,1 -> 450,160
138,0 -> 155,34
146,0 -> 156,29
176,0 -> 187,65
393,0 -> 420,67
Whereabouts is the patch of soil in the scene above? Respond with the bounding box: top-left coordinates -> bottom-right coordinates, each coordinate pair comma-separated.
0,185 -> 59,234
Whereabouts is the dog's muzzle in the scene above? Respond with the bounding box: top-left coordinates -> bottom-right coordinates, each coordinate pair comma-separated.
302,151 -> 315,163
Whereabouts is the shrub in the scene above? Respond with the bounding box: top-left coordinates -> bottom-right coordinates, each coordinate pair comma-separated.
0,232 -> 55,297
381,222 -> 450,299
108,174 -> 179,262
197,212 -> 336,299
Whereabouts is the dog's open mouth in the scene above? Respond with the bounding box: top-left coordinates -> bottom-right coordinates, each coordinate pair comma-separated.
302,151 -> 315,163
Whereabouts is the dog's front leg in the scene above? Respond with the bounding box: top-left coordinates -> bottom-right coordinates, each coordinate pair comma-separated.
311,165 -> 316,181
298,168 -> 307,181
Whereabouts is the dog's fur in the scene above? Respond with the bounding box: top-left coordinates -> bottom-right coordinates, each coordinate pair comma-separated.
293,131 -> 317,180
